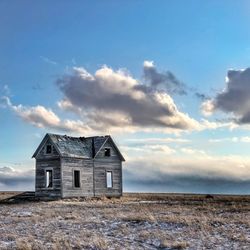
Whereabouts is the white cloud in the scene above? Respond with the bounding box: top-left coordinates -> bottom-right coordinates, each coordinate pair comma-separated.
121,144 -> 176,155
0,62 -> 236,135
0,95 -> 11,108
125,137 -> 190,143
241,136 -> 250,142
0,166 -> 34,191
2,96 -> 95,135
124,153 -> 250,193
125,153 -> 250,183
180,147 -> 207,156
143,60 -> 154,68
40,56 -> 57,65
56,64 -> 202,133
199,119 -> 236,130
201,99 -> 215,116
201,68 -> 250,124
209,136 -> 250,143
13,104 -> 61,128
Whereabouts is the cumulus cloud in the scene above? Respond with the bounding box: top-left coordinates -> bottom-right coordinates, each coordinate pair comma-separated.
13,104 -> 61,128
1,62 -> 232,134
201,68 -> 250,124
143,60 -> 187,95
0,166 -> 34,191
2,96 -> 60,128
1,96 -> 95,135
56,64 -> 201,132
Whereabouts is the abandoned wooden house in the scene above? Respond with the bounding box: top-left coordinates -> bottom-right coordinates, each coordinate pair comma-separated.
32,133 -> 125,198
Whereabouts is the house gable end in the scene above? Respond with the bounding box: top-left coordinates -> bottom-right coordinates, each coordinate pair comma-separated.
32,134 -> 61,159
94,136 -> 125,161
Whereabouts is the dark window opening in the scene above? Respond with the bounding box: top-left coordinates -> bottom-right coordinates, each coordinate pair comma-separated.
104,148 -> 111,157
46,144 -> 52,154
46,170 -> 53,188
74,170 -> 80,188
106,171 -> 113,188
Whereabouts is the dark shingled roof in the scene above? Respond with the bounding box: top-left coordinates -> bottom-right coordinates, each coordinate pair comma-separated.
32,133 -> 125,161
48,134 -> 94,158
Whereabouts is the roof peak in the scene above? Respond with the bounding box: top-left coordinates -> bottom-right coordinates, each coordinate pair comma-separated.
47,133 -> 110,139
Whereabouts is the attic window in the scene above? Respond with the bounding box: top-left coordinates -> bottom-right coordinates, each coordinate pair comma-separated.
46,144 -> 52,154
104,148 -> 111,157
45,170 -> 53,188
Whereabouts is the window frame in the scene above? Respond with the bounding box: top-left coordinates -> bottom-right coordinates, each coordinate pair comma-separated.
45,168 -> 53,189
104,147 -> 111,157
73,169 -> 81,188
45,144 -> 52,154
106,171 -> 113,188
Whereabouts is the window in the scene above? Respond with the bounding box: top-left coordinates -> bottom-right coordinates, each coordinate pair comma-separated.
104,148 -> 111,157
45,170 -> 53,188
74,170 -> 80,188
106,171 -> 113,188
46,144 -> 52,154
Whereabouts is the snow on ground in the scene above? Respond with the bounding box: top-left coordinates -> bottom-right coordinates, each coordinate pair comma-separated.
0,193 -> 249,249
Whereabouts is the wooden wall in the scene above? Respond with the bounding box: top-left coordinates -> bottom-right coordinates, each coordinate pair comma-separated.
35,158 -> 61,197
61,157 -> 94,198
36,139 -> 59,160
94,140 -> 122,197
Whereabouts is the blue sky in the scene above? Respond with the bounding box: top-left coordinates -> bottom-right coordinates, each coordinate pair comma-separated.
1,1 -> 250,193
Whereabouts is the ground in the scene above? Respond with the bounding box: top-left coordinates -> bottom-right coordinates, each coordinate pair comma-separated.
0,192 -> 249,250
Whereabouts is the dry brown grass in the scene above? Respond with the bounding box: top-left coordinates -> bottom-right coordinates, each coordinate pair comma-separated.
159,239 -> 189,249
0,192 -> 249,249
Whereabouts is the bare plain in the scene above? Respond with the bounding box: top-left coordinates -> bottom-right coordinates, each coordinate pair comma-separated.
0,192 -> 249,249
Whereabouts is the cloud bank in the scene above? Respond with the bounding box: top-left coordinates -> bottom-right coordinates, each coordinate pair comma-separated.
0,167 -> 34,191
2,151 -> 250,194
123,151 -> 250,194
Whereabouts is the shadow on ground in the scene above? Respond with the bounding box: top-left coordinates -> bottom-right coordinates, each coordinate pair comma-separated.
0,192 -> 49,204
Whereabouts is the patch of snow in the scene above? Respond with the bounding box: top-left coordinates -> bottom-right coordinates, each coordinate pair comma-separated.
16,211 -> 32,217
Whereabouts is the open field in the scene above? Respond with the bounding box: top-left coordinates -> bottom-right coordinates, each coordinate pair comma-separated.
0,192 -> 249,249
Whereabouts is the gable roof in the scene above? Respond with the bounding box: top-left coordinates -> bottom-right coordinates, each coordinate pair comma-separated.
32,133 -> 125,161
94,136 -> 125,161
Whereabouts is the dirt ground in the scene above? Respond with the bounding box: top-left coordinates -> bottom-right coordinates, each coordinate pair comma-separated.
0,192 -> 249,249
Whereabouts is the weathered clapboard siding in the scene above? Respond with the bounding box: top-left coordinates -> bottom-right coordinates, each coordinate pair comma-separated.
95,140 -> 120,160
94,159 -> 122,197
61,157 -> 94,198
36,139 -> 59,160
35,158 -> 61,197
94,140 -> 122,197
